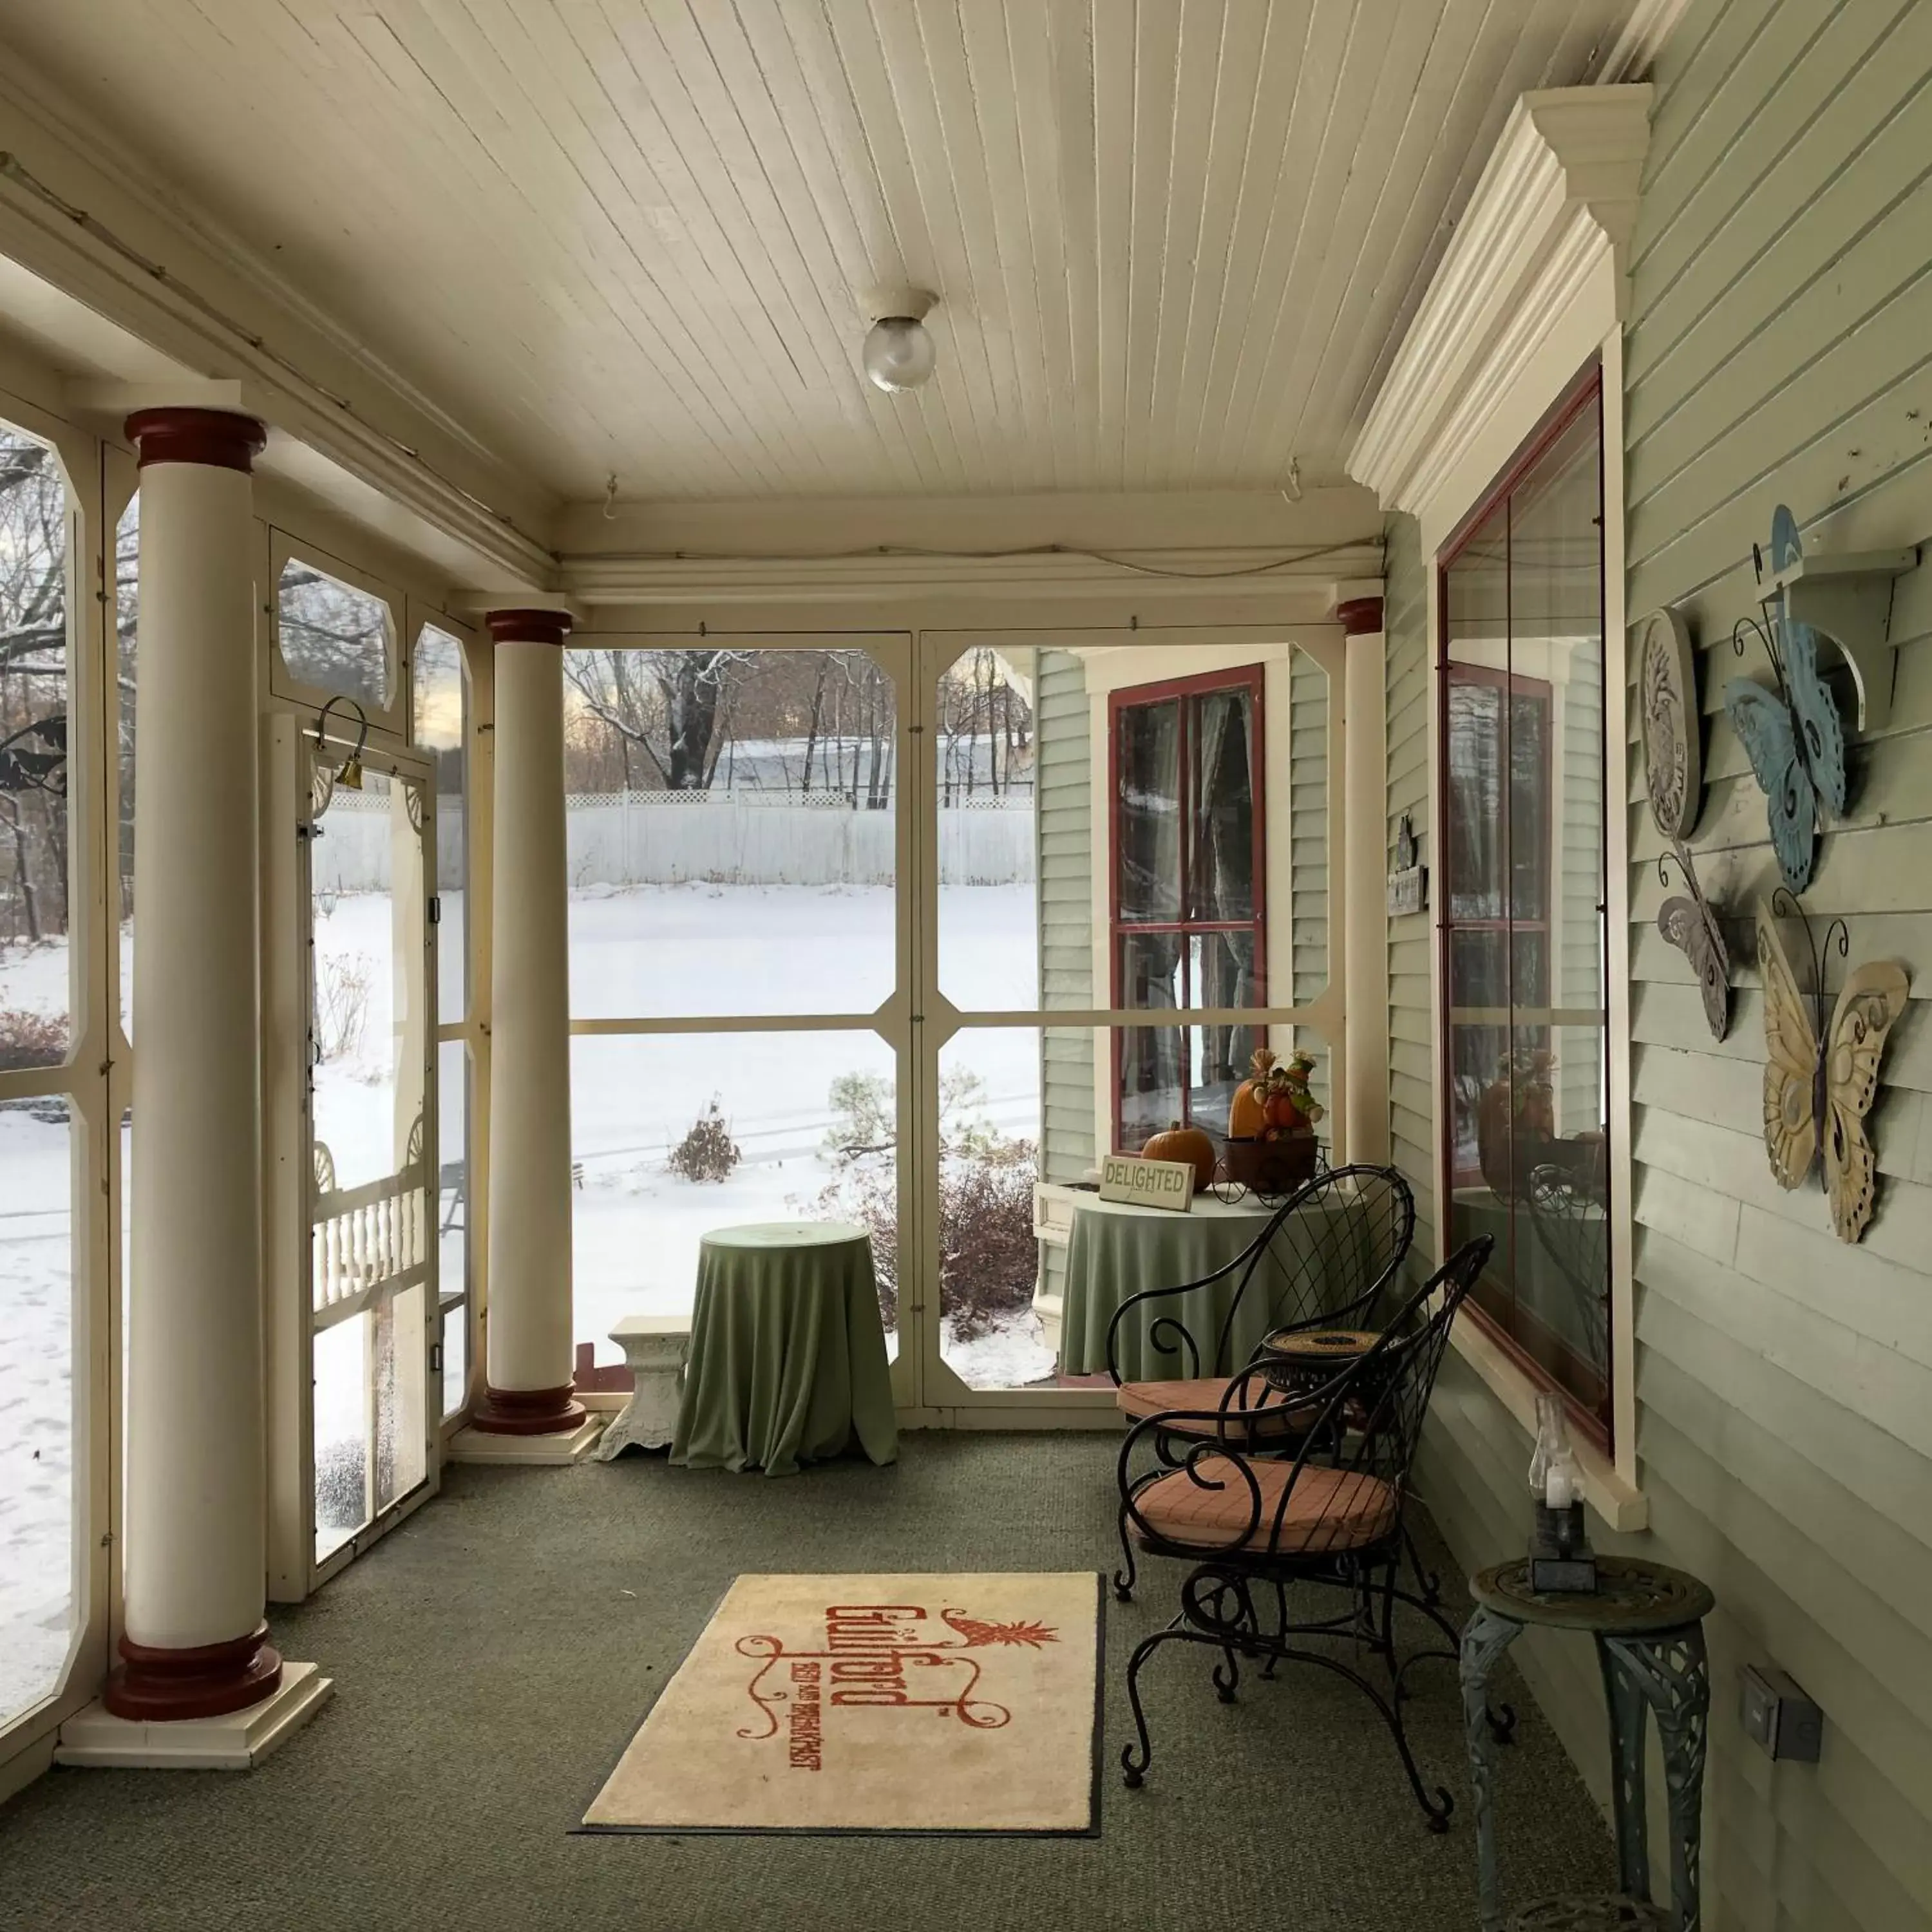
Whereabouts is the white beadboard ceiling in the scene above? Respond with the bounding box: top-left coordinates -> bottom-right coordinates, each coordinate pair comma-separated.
0,1 -> 1645,504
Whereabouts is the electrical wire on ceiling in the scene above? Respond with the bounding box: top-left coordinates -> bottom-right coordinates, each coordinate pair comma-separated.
578,533 -> 1383,581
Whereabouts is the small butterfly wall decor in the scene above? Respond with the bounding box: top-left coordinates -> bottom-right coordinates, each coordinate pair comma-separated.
1755,893 -> 1909,1245
1658,842 -> 1729,1041
1723,506 -> 1848,896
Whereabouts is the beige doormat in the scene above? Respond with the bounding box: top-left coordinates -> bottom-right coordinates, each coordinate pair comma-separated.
581,1572 -> 1103,1835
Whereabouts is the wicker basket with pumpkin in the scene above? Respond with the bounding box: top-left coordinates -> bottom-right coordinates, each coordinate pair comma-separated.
1223,1046 -> 1324,1194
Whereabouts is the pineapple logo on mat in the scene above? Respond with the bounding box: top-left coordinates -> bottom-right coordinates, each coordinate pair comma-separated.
735,1602 -> 1061,1771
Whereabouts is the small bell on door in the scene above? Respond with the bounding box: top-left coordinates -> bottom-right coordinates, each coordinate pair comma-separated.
338,752 -> 364,790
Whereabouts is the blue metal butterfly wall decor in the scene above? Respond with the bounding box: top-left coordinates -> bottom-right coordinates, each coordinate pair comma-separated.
1722,505 -> 1848,895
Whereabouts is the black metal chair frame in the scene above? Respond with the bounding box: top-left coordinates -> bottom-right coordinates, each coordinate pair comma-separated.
1114,1236 -> 1497,1831
1105,1163 -> 1418,1600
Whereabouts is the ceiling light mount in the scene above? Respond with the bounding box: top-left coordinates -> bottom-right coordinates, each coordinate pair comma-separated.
862,287 -> 938,393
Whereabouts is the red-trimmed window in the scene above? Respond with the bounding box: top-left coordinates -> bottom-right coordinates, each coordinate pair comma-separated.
1437,365 -> 1611,1444
1110,665 -> 1266,1151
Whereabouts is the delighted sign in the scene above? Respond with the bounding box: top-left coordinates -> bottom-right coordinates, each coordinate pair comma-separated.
1098,1151 -> 1197,1211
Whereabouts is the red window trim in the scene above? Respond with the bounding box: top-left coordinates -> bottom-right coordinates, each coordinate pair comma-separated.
1434,361 -> 1613,1452
1107,662 -> 1268,1152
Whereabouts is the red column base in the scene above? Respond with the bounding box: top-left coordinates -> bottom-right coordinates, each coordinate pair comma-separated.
102,1624 -> 283,1722
470,1381 -> 588,1436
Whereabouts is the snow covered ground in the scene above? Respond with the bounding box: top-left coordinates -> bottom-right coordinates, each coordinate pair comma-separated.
1,879 -> 1060,1718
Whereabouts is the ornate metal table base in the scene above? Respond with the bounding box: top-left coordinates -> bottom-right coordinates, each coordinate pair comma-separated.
1460,1558 -> 1713,1932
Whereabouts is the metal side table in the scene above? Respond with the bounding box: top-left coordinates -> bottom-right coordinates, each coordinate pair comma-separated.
1460,1557 -> 1714,1932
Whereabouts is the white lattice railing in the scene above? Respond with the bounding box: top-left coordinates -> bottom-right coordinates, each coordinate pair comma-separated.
312,1157 -> 431,1330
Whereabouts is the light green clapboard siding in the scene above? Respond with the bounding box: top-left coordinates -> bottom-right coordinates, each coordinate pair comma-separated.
1036,650 -> 1095,1306
1383,511 -> 1436,1282
1391,8 -> 1932,1926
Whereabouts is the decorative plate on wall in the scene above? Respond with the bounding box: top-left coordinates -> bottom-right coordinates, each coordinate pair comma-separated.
1635,605 -> 1702,840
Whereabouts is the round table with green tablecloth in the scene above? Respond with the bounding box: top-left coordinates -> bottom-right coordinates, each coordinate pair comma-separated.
1058,1191 -> 1367,1379
670,1221 -> 898,1477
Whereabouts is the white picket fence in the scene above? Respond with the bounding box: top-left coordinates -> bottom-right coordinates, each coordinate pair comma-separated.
313,790 -> 1035,891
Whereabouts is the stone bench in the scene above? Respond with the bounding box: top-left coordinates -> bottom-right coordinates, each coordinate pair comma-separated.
594,1314 -> 690,1460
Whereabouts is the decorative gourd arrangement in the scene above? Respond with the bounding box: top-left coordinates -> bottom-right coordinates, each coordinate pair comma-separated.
1215,1046 -> 1325,1198
1227,1046 -> 1325,1142
1139,1121 -> 1216,1191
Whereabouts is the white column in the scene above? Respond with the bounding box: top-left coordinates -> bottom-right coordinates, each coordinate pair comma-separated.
111,408 -> 279,1718
472,609 -> 585,1435
1341,601 -> 1392,1168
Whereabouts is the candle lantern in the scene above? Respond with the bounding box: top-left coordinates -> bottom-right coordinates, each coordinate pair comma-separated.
1526,1392 -> 1597,1592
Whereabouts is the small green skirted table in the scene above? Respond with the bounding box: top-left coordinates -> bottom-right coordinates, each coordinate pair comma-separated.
669,1221 -> 898,1477
1460,1556 -> 1714,1932
1057,1192 -> 1361,1379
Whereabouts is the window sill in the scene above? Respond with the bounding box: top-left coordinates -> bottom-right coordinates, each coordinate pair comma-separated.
1447,1318 -> 1647,1533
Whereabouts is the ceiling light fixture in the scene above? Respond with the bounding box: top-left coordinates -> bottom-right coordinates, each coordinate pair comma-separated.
862,288 -> 938,393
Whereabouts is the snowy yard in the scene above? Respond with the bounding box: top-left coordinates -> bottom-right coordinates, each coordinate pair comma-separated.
1,879 -> 1061,1719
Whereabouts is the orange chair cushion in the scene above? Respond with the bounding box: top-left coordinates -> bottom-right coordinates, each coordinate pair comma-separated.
1115,1377 -> 1317,1443
1132,1456 -> 1399,1556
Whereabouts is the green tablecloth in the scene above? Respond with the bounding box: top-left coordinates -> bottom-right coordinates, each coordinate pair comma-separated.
670,1220 -> 898,1476
1059,1193 -> 1363,1380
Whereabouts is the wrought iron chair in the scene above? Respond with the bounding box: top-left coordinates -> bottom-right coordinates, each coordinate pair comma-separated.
1115,1236 -> 1494,1830
1105,1163 -> 1416,1600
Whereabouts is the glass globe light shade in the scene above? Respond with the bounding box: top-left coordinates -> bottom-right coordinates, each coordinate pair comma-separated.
862,316 -> 936,393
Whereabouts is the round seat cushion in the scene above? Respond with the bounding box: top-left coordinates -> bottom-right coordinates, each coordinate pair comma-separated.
1132,1455 -> 1399,1555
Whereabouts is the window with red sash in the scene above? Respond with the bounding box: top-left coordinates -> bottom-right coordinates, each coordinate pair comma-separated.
1109,665 -> 1266,1152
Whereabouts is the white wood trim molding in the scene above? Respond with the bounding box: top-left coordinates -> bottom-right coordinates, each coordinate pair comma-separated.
0,68 -> 558,590
1347,86 -> 1653,517
562,544 -> 1387,606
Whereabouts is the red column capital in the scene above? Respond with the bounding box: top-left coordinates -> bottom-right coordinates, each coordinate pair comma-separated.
486,607 -> 574,647
124,407 -> 268,473
1336,596 -> 1385,636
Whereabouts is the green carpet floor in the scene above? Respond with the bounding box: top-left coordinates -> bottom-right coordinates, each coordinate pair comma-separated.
0,1434 -> 1611,1931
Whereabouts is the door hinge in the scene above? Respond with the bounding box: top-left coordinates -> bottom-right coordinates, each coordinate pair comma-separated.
428,896 -> 442,925
429,1341 -> 442,1372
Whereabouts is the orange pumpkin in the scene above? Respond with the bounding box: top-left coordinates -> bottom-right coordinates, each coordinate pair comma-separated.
1226,1046 -> 1276,1140
1227,1081 -> 1268,1140
1141,1121 -> 1216,1189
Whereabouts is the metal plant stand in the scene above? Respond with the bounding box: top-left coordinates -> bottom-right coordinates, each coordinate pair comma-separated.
1460,1557 -> 1714,1932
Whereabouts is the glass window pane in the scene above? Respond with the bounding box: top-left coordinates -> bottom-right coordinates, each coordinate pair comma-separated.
1441,387 -> 1609,1432
571,1030 -> 898,1376
934,648 -> 1037,1010
437,1040 -> 468,1419
413,625 -> 468,1027
0,1095 -> 75,1727
1188,685 -> 1255,920
311,773 -> 430,1193
0,430 -> 72,1063
1444,675 -> 1505,923
563,648 -> 898,1020
1115,697 -> 1180,922
314,1311 -> 369,1562
278,556 -> 393,710
1117,1025 -> 1185,1151
936,1029 -> 1050,1391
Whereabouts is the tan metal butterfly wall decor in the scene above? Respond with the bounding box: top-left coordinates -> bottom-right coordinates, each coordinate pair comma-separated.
1756,893 -> 1911,1244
